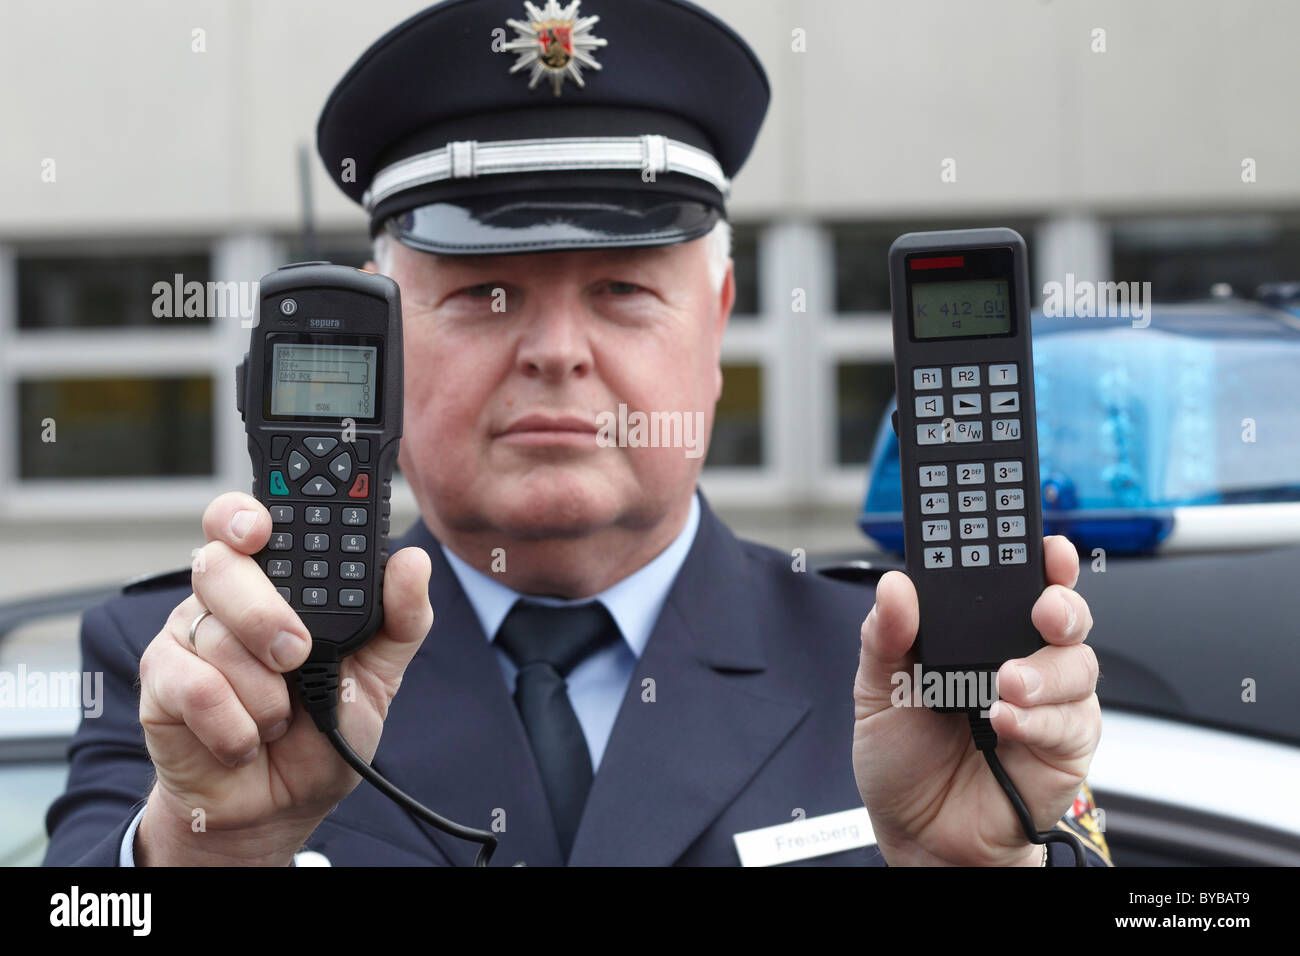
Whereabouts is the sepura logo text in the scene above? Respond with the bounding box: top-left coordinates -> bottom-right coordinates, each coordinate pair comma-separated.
309,318 -> 342,329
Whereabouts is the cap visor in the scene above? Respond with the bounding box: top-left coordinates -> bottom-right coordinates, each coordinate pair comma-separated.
385,189 -> 721,256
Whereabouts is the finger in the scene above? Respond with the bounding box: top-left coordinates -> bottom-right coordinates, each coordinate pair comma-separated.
855,570 -> 920,700
997,642 -> 1099,707
1043,535 -> 1080,589
201,491 -> 271,556
167,595 -> 293,742
140,633 -> 263,769
191,540 -> 312,672
1030,584 -> 1093,647
989,693 -> 1101,761
350,547 -> 435,692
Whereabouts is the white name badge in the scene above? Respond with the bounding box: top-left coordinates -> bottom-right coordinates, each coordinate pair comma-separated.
733,807 -> 876,867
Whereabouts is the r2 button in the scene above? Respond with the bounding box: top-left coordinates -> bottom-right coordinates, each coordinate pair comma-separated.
348,473 -> 370,498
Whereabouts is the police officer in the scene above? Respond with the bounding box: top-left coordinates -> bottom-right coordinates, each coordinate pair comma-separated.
44,0 -> 1109,867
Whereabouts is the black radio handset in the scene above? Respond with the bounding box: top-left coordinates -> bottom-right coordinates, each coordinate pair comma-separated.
238,262 -> 498,866
238,261 -> 401,666
887,230 -> 1086,865
888,229 -> 1046,701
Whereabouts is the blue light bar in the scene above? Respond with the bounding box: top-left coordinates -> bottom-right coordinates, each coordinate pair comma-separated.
859,304 -> 1300,556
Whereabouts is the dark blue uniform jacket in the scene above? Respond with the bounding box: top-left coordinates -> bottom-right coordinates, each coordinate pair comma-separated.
43,496 -> 1104,866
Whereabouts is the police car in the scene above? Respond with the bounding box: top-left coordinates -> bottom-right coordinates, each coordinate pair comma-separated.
849,290 -> 1300,865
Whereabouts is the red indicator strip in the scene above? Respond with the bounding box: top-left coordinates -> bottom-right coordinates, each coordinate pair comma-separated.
910,255 -> 964,270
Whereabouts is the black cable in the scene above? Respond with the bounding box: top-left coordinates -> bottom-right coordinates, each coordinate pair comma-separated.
295,661 -> 499,867
967,711 -> 1087,867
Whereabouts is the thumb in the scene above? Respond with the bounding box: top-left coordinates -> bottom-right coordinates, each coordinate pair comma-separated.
350,546 -> 434,692
854,570 -> 920,708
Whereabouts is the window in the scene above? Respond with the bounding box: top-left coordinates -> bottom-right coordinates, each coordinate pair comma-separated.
729,222 -> 760,318
835,362 -> 895,465
830,223 -> 894,314
19,376 -> 213,479
1111,217 -> 1300,302
707,363 -> 764,467
17,252 -> 212,329
0,238 -> 283,516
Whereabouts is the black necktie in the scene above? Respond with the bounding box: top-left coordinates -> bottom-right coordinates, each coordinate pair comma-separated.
495,599 -> 620,859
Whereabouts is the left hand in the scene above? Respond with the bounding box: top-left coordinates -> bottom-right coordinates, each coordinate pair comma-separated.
852,535 -> 1100,865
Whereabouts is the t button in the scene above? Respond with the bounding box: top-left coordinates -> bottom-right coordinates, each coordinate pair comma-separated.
348,473 -> 370,499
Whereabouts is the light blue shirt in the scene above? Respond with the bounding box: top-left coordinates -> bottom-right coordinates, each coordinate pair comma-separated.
120,493 -> 701,865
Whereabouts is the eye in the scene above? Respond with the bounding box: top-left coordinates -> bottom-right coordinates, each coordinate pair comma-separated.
601,280 -> 647,296
459,282 -> 501,298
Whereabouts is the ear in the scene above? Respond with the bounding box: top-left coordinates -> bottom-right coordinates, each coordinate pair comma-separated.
712,260 -> 735,402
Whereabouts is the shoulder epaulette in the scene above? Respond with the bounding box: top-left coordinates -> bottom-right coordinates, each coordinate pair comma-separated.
122,567 -> 192,595
815,560 -> 903,586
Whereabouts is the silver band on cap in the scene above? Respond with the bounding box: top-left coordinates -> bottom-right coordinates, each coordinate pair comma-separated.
362,134 -> 731,213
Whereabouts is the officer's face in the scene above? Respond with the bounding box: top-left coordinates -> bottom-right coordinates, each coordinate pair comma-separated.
381,235 -> 734,546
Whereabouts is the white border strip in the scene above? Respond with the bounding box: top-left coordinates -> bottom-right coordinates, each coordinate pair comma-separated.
1090,708 -> 1300,836
1163,503 -> 1300,551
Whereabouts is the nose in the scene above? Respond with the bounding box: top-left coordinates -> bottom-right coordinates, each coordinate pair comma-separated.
514,290 -> 593,383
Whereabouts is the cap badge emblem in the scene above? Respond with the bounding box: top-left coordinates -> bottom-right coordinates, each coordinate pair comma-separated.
503,0 -> 607,96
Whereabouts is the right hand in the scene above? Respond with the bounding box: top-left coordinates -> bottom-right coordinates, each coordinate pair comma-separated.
135,491 -> 434,866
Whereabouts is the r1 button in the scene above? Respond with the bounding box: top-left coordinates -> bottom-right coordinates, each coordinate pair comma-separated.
348,473 -> 370,498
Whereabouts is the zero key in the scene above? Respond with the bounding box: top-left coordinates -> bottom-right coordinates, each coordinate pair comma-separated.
348,473 -> 370,498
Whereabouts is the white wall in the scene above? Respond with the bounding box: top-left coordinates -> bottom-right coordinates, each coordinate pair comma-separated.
2,0 -> 1296,239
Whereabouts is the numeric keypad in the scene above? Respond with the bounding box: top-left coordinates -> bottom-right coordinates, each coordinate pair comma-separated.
914,457 -> 1027,568
263,432 -> 374,609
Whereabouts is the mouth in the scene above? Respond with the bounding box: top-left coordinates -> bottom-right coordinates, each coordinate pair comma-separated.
495,413 -> 601,448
